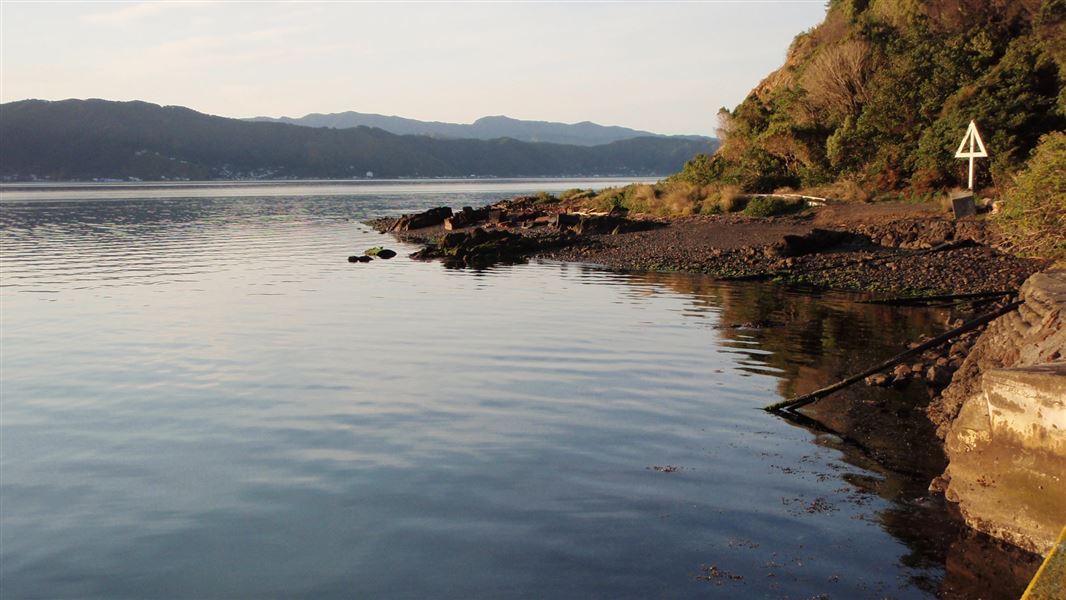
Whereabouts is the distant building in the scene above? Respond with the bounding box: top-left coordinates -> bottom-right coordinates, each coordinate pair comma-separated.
366,171 -> 374,178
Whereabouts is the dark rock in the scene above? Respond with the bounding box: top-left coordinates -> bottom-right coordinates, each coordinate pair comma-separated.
865,373 -> 892,387
364,247 -> 397,259
422,227 -> 530,266
929,474 -> 950,493
775,229 -> 871,257
575,215 -> 628,235
552,212 -> 582,230
390,206 -> 453,231
348,255 -> 373,263
927,365 -> 954,387
444,207 -> 488,230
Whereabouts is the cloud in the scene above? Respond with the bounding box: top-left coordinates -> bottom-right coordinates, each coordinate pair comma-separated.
82,1 -> 209,25
127,25 -> 313,69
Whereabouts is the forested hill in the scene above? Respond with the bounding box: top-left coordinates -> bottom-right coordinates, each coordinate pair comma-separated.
674,0 -> 1065,195
0,99 -> 718,181
249,112 -> 711,146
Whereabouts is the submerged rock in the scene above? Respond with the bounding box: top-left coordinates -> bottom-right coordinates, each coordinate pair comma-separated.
411,227 -> 568,267
348,255 -> 373,263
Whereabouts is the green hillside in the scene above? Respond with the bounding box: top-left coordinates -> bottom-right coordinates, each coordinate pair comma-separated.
675,0 -> 1064,196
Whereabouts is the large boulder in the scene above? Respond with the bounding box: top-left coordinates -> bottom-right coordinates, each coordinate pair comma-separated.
414,227 -> 548,267
444,207 -> 488,230
390,206 -> 453,231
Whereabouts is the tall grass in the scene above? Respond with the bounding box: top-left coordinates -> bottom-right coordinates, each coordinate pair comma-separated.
584,183 -> 753,216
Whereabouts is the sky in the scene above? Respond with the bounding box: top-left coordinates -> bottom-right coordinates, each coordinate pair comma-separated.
1,1 -> 826,136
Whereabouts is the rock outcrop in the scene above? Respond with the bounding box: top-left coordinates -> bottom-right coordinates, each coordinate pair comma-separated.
930,269 -> 1066,555
389,207 -> 453,232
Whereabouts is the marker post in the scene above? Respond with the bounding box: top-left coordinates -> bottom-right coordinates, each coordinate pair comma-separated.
954,120 -> 988,190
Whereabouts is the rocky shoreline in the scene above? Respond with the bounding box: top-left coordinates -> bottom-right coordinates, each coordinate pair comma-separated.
367,195 -> 1045,415
369,195 -> 1047,296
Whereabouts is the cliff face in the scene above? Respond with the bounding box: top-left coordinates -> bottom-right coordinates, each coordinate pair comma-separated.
930,270 -> 1066,554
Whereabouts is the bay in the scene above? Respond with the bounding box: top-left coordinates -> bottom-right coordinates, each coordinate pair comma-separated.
0,179 -> 1033,599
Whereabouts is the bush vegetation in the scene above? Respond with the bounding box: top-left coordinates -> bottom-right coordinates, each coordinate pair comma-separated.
994,131 -> 1066,258
672,0 -> 1064,195
743,196 -> 807,217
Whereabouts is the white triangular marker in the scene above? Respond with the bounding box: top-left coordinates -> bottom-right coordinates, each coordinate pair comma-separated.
955,120 -> 988,158
954,120 -> 988,190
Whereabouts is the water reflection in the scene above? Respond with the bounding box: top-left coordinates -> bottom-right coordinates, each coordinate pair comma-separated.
0,191 -> 1038,599
578,268 -> 1042,597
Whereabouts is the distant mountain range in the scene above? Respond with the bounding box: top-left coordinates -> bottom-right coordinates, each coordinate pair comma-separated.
0,99 -> 718,181
247,112 -> 711,146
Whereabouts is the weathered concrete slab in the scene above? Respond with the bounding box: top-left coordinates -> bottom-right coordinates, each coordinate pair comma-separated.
985,364 -> 1066,455
939,269 -> 1066,555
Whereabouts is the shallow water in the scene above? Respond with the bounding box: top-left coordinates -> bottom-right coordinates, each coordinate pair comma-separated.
0,181 -> 1037,598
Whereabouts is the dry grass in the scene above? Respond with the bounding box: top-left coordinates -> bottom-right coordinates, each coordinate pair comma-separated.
801,40 -> 876,121
807,179 -> 875,202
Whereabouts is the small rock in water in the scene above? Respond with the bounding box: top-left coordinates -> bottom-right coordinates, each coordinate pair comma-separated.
348,255 -> 373,263
926,365 -> 954,387
893,364 -> 912,379
365,247 -> 397,259
865,373 -> 891,387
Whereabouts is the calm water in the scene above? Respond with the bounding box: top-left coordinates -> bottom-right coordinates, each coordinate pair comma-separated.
0,180 -> 1036,599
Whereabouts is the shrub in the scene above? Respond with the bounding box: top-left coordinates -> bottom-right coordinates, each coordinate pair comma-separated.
533,191 -> 558,205
718,186 -> 746,212
657,183 -> 702,216
743,196 -> 807,217
558,188 -> 593,202
995,131 -> 1066,258
589,187 -> 629,212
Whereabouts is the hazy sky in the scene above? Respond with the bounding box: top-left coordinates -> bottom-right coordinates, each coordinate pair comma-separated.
1,1 -> 826,135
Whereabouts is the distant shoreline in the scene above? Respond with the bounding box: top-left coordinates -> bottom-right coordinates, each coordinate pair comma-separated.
0,176 -> 659,191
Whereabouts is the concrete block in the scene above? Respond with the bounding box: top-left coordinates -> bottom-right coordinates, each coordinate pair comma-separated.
951,192 -> 977,219
984,362 -> 1066,456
